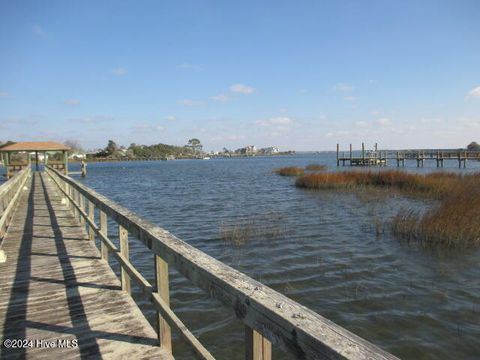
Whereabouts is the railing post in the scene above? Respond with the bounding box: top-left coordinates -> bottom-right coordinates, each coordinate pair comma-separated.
155,255 -> 172,352
72,188 -> 78,218
245,326 -> 272,360
88,201 -> 95,242
79,194 -> 85,226
100,210 -> 109,261
64,182 -> 70,208
119,224 -> 131,294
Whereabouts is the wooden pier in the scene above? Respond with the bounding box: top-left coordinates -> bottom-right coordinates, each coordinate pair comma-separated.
1,166 -> 399,359
337,143 -> 480,168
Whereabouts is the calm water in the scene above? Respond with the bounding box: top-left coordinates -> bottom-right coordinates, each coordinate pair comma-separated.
69,154 -> 480,359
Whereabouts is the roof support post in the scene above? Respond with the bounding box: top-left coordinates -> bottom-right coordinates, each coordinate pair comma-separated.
63,150 -> 68,175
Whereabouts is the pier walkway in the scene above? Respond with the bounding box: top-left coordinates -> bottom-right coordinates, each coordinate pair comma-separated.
0,173 -> 171,359
1,167 -> 398,359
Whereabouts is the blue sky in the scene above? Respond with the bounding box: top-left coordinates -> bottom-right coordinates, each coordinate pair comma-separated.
0,0 -> 479,151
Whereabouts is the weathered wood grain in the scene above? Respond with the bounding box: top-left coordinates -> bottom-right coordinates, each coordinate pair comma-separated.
246,326 -> 272,360
0,173 -> 172,359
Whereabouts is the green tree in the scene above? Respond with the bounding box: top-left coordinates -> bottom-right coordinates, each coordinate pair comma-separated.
187,138 -> 202,155
64,140 -> 83,153
467,141 -> 480,151
105,140 -> 118,156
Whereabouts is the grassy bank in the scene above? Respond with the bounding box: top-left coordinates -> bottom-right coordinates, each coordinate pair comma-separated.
275,167 -> 305,176
295,170 -> 463,198
294,170 -> 480,248
391,176 -> 480,248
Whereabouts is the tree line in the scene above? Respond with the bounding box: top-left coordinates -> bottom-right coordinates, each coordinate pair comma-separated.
90,138 -> 204,159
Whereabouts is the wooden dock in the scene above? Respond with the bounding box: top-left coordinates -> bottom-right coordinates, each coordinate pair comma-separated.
0,172 -> 172,359
337,143 -> 480,168
1,167 -> 399,359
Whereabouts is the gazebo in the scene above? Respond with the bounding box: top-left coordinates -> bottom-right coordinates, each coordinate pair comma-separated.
0,141 -> 70,179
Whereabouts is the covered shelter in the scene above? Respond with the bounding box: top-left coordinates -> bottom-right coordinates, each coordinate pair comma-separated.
0,141 -> 70,178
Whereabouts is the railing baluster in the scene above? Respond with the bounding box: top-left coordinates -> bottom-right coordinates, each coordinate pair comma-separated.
155,255 -> 172,352
88,201 -> 95,242
100,210 -> 109,261
245,326 -> 272,360
119,224 -> 131,294
79,194 -> 85,227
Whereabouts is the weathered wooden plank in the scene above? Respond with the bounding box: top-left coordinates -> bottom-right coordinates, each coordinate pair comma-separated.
88,200 -> 95,242
119,224 -> 131,294
245,325 -> 272,360
155,254 -> 172,353
100,210 -> 108,261
0,173 -> 173,359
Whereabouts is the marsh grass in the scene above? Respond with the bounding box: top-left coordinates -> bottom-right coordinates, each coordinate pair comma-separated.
275,166 -> 305,176
392,177 -> 480,248
219,212 -> 288,247
305,164 -> 327,171
295,170 -> 465,199
295,170 -> 480,248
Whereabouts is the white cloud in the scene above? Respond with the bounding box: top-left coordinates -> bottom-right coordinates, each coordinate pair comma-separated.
333,83 -> 353,92
177,99 -> 205,107
111,67 -> 127,76
344,96 -> 357,102
64,99 -> 80,106
466,86 -> 480,99
133,124 -> 164,132
376,117 -> 391,126
211,94 -> 230,102
177,62 -> 200,70
226,134 -> 246,141
355,121 -> 368,127
0,91 -> 9,98
256,117 -> 293,126
165,115 -> 177,121
32,25 -> 45,36
74,115 -> 113,124
230,84 -> 254,94
298,89 -> 308,94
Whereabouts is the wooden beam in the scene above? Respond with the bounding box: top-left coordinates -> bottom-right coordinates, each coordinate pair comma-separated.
100,210 -> 108,261
88,200 -> 95,242
119,224 -> 131,294
246,326 -> 272,360
155,255 -> 172,353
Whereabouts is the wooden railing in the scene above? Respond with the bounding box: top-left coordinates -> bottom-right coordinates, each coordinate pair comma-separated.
0,167 -> 31,240
45,166 -> 397,360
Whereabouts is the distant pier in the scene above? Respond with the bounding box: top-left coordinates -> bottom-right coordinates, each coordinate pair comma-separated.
337,143 -> 480,168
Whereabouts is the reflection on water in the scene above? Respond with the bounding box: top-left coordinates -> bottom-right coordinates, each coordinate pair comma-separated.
73,154 -> 480,359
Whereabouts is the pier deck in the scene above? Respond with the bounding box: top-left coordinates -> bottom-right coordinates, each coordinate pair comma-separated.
0,173 -> 172,359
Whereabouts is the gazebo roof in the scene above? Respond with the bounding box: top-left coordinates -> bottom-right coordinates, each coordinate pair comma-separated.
0,141 -> 70,152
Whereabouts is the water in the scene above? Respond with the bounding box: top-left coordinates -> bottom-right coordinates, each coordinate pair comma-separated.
70,154 -> 480,359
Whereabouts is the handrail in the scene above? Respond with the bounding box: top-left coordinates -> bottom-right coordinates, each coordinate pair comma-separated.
0,167 -> 31,242
45,166 -> 398,360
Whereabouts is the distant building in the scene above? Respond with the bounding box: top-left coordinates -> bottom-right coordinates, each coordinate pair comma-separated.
235,145 -> 257,155
258,146 -> 279,155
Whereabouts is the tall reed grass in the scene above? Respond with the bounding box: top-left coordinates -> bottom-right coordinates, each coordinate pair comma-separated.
295,170 -> 462,198
295,170 -> 480,248
275,167 -> 305,176
392,177 -> 480,248
305,164 -> 327,171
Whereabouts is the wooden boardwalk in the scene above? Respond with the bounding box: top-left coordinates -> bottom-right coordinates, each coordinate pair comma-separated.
0,173 -> 172,359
